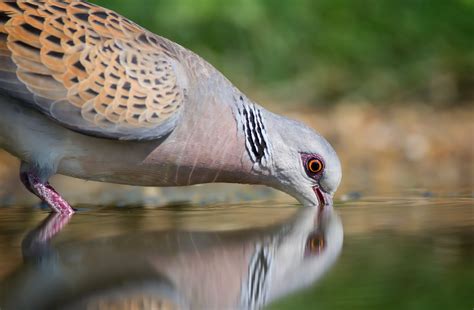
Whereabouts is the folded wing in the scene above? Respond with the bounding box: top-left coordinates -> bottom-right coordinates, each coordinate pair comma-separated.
0,0 -> 188,140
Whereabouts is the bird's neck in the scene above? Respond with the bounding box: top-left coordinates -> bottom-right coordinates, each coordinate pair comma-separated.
143,81 -> 268,186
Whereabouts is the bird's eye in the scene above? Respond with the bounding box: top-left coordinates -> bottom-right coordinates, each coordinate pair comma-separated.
307,158 -> 323,174
305,232 -> 325,257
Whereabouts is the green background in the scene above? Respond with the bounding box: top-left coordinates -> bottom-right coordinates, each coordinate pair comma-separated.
92,0 -> 473,106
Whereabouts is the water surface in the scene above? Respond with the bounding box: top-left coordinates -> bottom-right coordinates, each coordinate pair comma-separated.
0,193 -> 472,309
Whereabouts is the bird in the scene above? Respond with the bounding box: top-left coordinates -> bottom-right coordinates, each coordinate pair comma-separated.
0,0 -> 342,214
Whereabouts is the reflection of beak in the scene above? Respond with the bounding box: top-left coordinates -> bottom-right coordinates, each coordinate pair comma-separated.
313,186 -> 333,207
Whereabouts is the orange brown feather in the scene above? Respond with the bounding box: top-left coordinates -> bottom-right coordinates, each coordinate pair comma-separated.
0,0 -> 187,140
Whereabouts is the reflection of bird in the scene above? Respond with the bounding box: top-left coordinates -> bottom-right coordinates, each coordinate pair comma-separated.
0,1 -> 341,213
0,206 -> 343,309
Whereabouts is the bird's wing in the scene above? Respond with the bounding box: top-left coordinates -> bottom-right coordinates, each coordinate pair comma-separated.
0,0 -> 189,140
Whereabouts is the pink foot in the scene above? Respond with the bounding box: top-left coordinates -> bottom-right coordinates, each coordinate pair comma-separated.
20,170 -> 75,215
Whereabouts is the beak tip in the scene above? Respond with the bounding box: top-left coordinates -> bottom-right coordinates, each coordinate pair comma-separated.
313,186 -> 333,207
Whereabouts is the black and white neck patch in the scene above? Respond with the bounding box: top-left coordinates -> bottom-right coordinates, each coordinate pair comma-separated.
237,96 -> 271,168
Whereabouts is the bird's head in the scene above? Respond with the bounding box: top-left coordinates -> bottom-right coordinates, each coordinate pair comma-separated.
260,110 -> 342,207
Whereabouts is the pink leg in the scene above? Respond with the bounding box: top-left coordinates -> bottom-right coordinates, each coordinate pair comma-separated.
20,169 -> 75,215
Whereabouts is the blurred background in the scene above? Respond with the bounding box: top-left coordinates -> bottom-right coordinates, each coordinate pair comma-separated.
0,0 -> 472,204
93,0 -> 474,105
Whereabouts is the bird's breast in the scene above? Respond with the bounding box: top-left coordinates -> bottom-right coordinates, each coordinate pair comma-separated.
141,92 -> 256,186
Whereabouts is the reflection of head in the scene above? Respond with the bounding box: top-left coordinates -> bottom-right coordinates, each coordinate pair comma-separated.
241,207 -> 343,309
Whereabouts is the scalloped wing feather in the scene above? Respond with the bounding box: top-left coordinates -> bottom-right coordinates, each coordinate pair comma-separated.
0,0 -> 188,140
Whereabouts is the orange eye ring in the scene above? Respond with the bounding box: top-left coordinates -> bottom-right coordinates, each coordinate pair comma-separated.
307,158 -> 323,174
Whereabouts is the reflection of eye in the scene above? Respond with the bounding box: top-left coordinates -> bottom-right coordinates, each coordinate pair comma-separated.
305,232 -> 325,256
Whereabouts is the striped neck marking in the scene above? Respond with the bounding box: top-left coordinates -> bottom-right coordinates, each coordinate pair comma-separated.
237,96 -> 271,167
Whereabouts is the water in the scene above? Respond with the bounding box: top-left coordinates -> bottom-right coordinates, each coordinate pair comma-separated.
0,194 -> 472,309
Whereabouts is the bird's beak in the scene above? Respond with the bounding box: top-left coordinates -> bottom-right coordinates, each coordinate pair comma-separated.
313,186 -> 333,207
